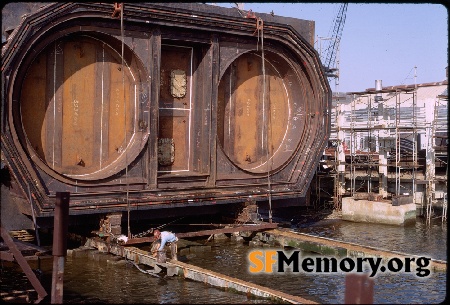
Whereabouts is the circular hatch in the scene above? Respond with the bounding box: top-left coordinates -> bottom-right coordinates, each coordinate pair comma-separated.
19,34 -> 148,180
217,51 -> 305,174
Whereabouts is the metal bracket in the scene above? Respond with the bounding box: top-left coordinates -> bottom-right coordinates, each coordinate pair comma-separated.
112,3 -> 122,18
245,9 -> 256,19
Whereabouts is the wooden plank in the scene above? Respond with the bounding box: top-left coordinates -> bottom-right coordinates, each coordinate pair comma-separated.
125,223 -> 278,245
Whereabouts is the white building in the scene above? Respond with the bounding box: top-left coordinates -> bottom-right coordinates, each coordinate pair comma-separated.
323,80 -> 447,216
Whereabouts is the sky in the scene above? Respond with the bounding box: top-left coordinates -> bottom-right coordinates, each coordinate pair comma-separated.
213,3 -> 448,93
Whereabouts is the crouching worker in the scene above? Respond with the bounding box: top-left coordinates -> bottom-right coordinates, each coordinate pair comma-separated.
152,229 -> 178,261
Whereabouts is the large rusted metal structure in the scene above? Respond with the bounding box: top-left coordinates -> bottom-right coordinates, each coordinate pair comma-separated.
1,3 -> 331,223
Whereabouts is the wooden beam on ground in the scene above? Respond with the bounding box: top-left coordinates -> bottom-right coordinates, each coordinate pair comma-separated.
125,223 -> 277,245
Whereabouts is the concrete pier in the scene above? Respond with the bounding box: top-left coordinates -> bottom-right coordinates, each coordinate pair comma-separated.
341,197 -> 416,225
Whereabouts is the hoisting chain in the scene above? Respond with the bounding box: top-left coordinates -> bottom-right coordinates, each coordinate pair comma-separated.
130,216 -> 185,238
255,17 -> 264,51
111,3 -> 122,18
243,10 -> 273,223
111,3 -> 131,238
132,228 -> 154,238
257,17 -> 273,223
117,3 -> 131,239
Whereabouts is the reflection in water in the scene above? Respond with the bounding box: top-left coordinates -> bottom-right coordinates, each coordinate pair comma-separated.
6,217 -> 445,304
187,238 -> 446,304
295,217 -> 447,261
32,250 -> 272,304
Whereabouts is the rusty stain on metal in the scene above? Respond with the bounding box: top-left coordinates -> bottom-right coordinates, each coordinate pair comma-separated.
2,3 -> 331,218
158,45 -> 193,173
20,36 -> 148,180
217,52 -> 293,173
158,138 -> 175,166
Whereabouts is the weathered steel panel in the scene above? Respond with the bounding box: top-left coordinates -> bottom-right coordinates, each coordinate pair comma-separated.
158,45 -> 192,172
1,2 -> 331,219
217,52 -> 290,172
19,35 -> 147,181
61,39 -> 96,173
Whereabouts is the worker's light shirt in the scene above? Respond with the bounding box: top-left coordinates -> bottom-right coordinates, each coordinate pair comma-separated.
158,231 -> 177,251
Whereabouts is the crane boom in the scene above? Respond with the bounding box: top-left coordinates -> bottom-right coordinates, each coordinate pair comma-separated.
322,3 -> 348,77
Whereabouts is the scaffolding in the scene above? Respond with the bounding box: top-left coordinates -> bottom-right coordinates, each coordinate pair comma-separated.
433,91 -> 448,222
320,81 -> 447,222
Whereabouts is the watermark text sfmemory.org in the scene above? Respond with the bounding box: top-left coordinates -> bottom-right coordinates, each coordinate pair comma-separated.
248,250 -> 432,277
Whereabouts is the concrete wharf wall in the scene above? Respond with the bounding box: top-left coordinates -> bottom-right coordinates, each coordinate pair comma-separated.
341,197 -> 416,225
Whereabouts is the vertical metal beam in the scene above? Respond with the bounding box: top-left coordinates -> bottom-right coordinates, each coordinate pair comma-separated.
379,141 -> 388,198
395,91 -> 400,196
335,101 -> 345,208
28,184 -> 41,246
206,34 -> 219,187
148,27 -> 161,189
0,227 -> 48,303
376,81 -> 388,199
350,95 -> 356,197
200,46 -> 211,174
412,90 -> 417,205
367,95 -> 373,194
51,192 -> 70,304
425,100 -> 436,223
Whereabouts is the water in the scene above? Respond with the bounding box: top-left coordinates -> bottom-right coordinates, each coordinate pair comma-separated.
2,216 -> 447,304
184,214 -> 447,304
63,252 -> 274,304
19,252 -> 273,304
187,238 -> 446,304
295,216 -> 447,261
